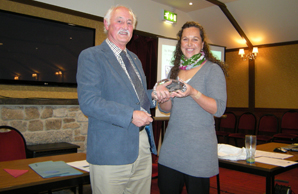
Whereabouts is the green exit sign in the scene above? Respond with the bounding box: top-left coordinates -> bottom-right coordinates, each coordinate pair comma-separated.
163,10 -> 177,23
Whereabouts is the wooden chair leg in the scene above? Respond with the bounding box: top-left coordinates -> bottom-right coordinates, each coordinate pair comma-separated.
71,187 -> 77,194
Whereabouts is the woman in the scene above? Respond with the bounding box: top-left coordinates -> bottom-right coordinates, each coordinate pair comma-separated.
153,21 -> 227,194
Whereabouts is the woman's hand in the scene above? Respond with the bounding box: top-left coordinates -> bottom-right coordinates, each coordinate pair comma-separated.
171,80 -> 196,98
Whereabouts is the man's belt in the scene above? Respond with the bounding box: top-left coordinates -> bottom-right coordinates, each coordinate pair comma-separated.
139,126 -> 145,132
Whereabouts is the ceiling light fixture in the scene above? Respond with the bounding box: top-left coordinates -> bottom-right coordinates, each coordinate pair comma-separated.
55,71 -> 62,75
189,2 -> 193,5
239,47 -> 258,60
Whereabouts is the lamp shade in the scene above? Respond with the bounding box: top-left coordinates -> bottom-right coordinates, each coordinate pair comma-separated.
252,47 -> 258,55
238,49 -> 245,57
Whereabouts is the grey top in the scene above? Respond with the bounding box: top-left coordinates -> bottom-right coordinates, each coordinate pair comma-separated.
158,61 -> 227,177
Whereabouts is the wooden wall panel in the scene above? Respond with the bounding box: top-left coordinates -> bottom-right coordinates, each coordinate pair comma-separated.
225,50 -> 249,108
255,45 -> 298,108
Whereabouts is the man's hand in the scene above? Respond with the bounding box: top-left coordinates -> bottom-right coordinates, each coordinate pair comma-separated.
131,110 -> 153,127
152,80 -> 173,103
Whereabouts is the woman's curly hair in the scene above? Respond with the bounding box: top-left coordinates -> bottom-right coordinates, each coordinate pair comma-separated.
170,21 -> 227,79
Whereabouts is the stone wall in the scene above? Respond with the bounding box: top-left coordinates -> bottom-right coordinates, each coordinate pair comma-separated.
0,105 -> 88,153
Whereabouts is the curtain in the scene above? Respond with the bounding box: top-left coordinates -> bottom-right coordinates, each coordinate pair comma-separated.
127,34 -> 157,89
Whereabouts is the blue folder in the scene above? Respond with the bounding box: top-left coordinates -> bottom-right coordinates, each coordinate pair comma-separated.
29,160 -> 83,178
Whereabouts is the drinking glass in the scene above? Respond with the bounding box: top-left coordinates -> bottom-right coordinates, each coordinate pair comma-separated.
245,135 -> 257,163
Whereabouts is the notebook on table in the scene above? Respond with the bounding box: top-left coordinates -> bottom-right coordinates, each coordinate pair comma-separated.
29,160 -> 83,178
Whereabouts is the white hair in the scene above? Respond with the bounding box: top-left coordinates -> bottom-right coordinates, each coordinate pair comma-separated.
103,5 -> 137,34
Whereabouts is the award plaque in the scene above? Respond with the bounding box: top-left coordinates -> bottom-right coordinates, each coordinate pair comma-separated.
157,79 -> 187,92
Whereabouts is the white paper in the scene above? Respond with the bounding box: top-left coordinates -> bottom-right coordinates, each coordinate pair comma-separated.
217,144 -> 246,161
67,160 -> 90,172
255,157 -> 298,167
255,150 -> 293,159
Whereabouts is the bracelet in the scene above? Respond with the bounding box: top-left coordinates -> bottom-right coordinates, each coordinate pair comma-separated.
194,90 -> 202,99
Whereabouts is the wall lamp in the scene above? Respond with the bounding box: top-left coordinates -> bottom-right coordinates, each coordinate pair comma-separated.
55,71 -> 62,75
239,47 -> 258,60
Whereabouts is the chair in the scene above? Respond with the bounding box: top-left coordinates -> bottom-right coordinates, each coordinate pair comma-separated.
228,112 -> 256,147
216,112 -> 237,144
0,126 -> 80,194
0,126 -> 27,161
272,110 -> 298,143
256,114 -> 279,144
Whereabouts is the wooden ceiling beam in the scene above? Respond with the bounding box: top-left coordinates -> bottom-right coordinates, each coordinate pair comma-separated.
206,0 -> 253,49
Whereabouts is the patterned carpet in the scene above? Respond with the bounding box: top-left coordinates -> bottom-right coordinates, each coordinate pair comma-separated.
151,167 -> 298,194
52,166 -> 298,194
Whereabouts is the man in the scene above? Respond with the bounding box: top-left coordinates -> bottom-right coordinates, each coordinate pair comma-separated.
76,5 -> 157,194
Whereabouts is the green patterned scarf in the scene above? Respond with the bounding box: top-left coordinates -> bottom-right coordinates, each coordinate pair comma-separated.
179,52 -> 206,70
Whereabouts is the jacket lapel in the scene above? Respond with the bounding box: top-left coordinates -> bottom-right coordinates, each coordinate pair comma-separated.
101,42 -> 139,101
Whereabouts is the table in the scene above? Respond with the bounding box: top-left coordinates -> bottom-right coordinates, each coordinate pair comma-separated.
0,153 -> 89,194
219,142 -> 298,194
27,142 -> 80,158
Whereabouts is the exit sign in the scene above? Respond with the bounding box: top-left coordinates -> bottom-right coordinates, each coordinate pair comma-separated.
163,10 -> 177,23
